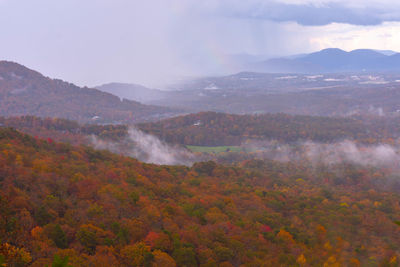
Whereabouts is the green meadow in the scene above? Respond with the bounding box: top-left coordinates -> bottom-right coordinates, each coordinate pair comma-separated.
186,145 -> 242,153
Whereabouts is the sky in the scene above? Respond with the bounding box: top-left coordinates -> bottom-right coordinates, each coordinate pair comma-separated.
1,0 -> 400,87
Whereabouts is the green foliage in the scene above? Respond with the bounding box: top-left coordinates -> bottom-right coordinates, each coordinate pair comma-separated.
186,145 -> 242,153
35,205 -> 52,226
214,246 -> 234,262
129,191 -> 140,204
120,242 -> 154,267
51,255 -> 71,267
49,224 -> 68,249
278,253 -> 297,265
173,246 -> 197,267
76,226 -> 98,254
193,161 -> 217,176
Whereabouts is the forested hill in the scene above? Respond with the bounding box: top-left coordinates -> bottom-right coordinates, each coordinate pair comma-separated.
0,61 -> 181,124
138,112 -> 400,146
3,113 -> 400,149
0,116 -> 128,145
1,127 -> 400,266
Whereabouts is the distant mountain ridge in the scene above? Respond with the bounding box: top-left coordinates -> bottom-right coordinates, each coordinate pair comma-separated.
0,61 -> 182,123
255,48 -> 400,73
96,82 -> 166,103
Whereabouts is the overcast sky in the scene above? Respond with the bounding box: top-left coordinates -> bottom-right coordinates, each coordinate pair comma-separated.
1,0 -> 400,87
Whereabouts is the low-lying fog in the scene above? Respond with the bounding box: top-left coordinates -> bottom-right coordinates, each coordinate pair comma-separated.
90,127 -> 196,166
90,126 -> 400,170
245,140 -> 400,168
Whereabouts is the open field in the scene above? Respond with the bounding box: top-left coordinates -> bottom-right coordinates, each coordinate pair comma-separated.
186,145 -> 242,153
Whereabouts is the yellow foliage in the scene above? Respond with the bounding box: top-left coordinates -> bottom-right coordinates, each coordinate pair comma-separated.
32,159 -> 49,172
297,254 -> 307,265
323,256 -> 340,267
120,242 -> 152,267
205,207 -> 229,224
15,154 -> 23,166
152,250 -> 176,267
0,243 -> 32,265
277,229 -> 294,243
324,241 -> 333,251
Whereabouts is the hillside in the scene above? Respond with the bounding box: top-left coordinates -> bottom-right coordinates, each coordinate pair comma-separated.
5,113 -> 400,148
0,61 -> 182,124
138,112 -> 400,146
0,116 -> 128,145
1,126 -> 400,266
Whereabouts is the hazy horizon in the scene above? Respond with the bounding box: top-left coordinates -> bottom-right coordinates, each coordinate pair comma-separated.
2,0 -> 400,87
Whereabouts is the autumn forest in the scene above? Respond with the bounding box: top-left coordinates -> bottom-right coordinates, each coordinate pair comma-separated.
1,112 -> 400,266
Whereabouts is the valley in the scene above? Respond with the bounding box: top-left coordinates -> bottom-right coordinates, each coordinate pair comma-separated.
4,1 -> 400,265
2,51 -> 400,266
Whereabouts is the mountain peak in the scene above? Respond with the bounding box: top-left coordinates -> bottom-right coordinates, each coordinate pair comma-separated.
319,48 -> 347,53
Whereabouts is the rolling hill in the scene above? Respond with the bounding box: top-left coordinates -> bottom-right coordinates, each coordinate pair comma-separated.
0,61 -> 182,124
138,112 -> 400,146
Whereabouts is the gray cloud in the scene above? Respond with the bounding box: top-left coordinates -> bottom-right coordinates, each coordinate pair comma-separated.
219,1 -> 400,26
0,0 -> 399,87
